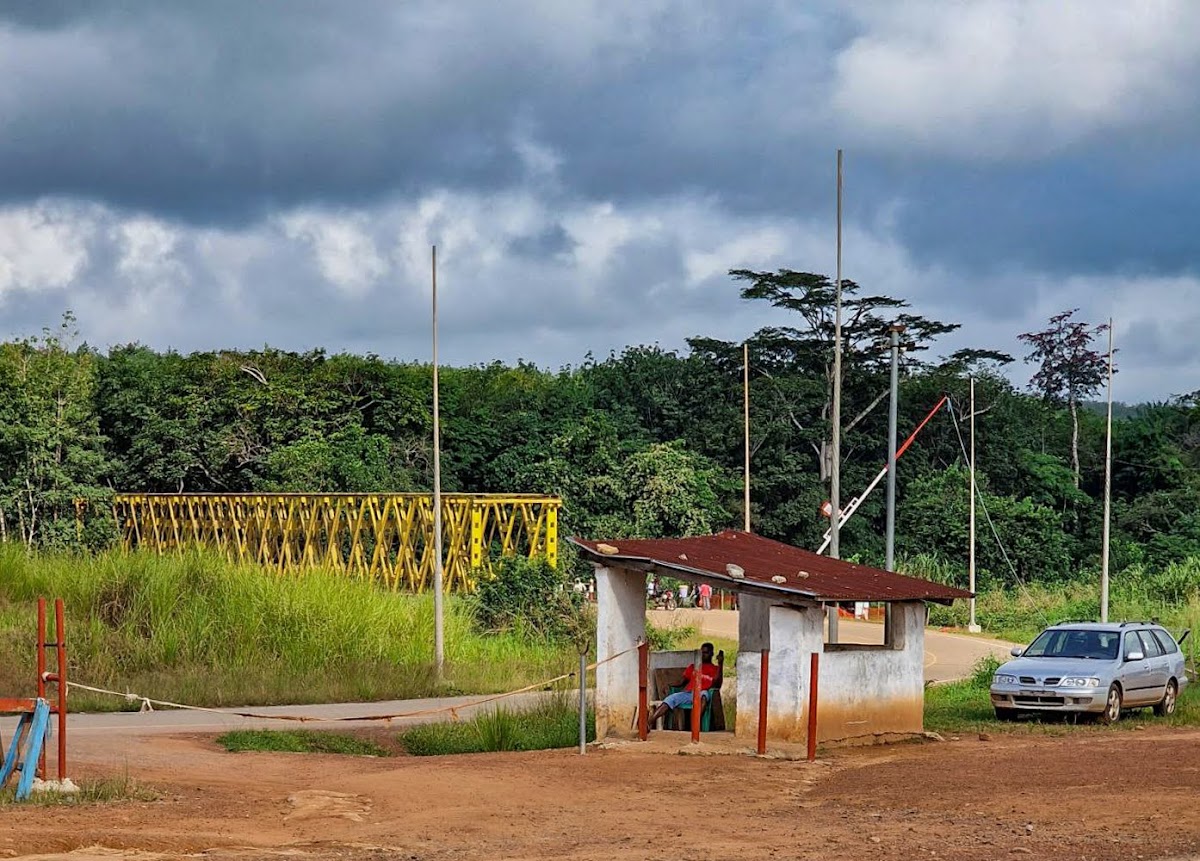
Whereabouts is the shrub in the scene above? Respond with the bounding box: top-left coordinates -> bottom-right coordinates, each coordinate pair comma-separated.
474,555 -> 591,644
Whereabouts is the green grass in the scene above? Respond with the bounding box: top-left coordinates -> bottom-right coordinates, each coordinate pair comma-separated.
925,655 -> 1200,735
0,774 -> 157,805
400,692 -> 593,755
216,729 -> 391,756
0,546 -> 575,710
906,555 -> 1200,645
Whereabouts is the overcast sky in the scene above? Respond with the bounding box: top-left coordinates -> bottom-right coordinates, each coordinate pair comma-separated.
2,1 -> 1198,400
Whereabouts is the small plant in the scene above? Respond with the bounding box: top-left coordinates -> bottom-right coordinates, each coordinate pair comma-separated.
0,774 -> 156,805
400,692 -> 593,756
969,654 -> 1002,689
217,730 -> 391,756
645,621 -> 696,650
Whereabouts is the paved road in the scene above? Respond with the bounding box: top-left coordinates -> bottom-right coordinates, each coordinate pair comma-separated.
649,608 -> 1015,683
1,611 -> 1013,740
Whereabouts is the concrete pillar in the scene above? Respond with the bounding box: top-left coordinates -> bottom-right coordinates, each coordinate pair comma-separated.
593,564 -> 647,739
736,600 -> 823,743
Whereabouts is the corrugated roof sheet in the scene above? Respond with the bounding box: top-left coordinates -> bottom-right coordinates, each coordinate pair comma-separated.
569,530 -> 972,604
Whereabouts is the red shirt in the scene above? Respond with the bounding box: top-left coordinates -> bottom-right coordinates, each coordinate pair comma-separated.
698,583 -> 712,598
682,662 -> 719,692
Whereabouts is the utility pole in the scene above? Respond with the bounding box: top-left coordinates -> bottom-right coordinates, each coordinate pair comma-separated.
828,148 -> 844,644
968,376 -> 980,633
431,245 -> 445,676
884,324 -> 904,571
1100,319 -> 1115,623
743,342 -> 751,532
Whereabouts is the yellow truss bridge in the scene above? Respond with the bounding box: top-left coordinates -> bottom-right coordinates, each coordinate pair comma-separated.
112,493 -> 561,592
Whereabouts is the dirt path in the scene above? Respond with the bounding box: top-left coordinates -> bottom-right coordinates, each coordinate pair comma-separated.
649,608 -> 1015,682
6,726 -> 1200,861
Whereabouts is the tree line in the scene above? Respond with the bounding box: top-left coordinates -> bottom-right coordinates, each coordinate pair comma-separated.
1,277 -> 1197,592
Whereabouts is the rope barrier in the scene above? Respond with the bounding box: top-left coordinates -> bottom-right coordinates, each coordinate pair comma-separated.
67,646 -> 637,725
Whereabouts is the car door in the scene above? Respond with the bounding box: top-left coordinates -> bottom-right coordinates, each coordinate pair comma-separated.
1151,629 -> 1184,688
1119,631 -> 1155,705
1137,630 -> 1169,701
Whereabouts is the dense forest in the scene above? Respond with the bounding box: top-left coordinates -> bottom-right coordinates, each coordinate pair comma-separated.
1,272 -> 1197,594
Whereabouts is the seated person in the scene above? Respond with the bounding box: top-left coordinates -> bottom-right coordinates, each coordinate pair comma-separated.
649,642 -> 723,729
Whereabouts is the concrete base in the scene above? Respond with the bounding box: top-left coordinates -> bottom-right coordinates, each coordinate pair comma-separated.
967,624 -> 982,633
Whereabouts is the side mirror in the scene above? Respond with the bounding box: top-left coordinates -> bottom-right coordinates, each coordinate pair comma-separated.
1010,646 -> 1024,657
1125,651 -> 1144,662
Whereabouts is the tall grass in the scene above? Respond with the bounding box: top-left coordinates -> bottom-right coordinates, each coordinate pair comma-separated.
0,546 -> 574,709
904,554 -> 1200,644
400,692 -> 592,755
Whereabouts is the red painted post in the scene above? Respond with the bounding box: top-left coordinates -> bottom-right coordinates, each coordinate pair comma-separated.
807,651 -> 819,762
54,598 -> 67,782
756,649 -> 770,756
691,648 -> 702,743
637,640 -> 649,741
36,597 -> 47,779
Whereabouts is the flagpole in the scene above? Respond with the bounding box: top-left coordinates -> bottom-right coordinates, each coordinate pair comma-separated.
432,245 -> 445,676
1100,319 -> 1114,623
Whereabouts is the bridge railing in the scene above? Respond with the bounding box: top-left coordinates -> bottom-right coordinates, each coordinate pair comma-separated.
111,493 -> 561,591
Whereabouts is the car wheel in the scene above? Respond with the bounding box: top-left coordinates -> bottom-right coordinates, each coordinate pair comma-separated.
1099,684 -> 1122,724
1154,680 -> 1178,717
994,707 -> 1018,722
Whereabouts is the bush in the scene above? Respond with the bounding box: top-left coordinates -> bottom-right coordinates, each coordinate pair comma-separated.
474,555 -> 591,644
969,654 -> 1002,689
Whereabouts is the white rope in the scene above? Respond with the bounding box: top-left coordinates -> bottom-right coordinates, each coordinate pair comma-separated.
66,645 -> 637,725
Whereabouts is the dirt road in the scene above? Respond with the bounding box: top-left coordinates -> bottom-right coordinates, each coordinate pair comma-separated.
6,725 -> 1200,861
649,609 -> 1015,682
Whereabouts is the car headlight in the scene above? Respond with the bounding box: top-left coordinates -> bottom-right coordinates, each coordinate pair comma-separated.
993,674 -> 1017,685
1059,677 -> 1100,688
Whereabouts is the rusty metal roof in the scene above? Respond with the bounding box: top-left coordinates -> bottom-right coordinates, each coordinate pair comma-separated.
569,530 -> 973,604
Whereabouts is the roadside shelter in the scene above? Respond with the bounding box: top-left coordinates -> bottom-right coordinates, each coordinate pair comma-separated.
570,530 -> 972,747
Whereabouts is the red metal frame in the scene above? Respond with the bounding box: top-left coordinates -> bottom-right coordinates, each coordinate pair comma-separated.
637,641 -> 649,741
756,650 -> 769,756
26,597 -> 67,781
690,648 -> 701,743
807,652 -> 819,762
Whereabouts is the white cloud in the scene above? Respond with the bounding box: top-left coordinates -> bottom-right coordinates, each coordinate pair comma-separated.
281,212 -> 388,296
0,202 -> 93,296
833,1 -> 1200,157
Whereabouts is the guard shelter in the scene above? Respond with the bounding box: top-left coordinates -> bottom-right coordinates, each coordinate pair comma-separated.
571,530 -> 972,747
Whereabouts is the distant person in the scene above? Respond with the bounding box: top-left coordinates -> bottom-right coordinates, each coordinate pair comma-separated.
650,642 -> 723,729
678,583 -> 688,606
698,582 -> 712,611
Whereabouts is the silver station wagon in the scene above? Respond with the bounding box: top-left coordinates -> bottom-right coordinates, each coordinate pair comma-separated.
990,622 -> 1189,723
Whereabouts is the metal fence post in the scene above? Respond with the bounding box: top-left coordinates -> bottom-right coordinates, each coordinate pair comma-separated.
578,649 -> 588,755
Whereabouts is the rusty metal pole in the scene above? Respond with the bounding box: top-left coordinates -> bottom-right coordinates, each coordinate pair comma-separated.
578,649 -> 587,755
691,647 -> 702,743
757,650 -> 770,756
637,641 -> 649,741
36,597 -> 47,779
54,598 -> 67,781
807,651 -> 820,762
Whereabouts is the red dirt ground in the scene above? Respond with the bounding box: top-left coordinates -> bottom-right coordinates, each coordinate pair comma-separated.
5,727 -> 1200,861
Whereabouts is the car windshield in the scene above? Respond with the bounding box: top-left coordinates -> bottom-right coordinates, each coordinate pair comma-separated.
1023,628 -> 1119,660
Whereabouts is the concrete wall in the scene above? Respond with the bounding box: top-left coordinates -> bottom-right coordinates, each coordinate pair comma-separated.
735,600 -> 927,746
594,564 -> 646,738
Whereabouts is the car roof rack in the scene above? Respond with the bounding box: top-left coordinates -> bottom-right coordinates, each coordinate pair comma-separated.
1053,619 -> 1097,625
1117,620 -> 1158,627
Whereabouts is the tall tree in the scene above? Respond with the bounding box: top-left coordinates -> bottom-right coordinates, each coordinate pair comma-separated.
1019,310 -> 1111,488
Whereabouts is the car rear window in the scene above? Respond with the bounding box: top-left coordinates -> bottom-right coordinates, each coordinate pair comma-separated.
1138,630 -> 1165,658
1152,629 -> 1179,654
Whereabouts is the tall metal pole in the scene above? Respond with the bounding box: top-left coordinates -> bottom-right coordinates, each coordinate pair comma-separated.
884,325 -> 903,571
968,377 -> 980,633
1100,319 -> 1115,623
432,245 -> 445,676
828,149 -> 844,643
743,342 -> 751,532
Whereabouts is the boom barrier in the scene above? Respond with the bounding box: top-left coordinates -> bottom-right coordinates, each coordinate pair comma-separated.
112,493 -> 561,592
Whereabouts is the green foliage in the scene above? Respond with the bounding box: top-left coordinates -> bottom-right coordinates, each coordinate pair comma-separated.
644,622 -> 697,651
217,730 -> 390,756
969,654 -> 1003,689
0,773 -> 156,806
0,547 -> 575,709
475,554 -> 592,645
399,693 -> 592,756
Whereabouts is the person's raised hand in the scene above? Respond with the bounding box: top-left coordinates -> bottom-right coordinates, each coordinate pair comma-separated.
717,649 -> 725,665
